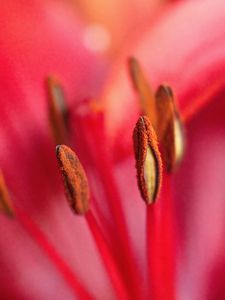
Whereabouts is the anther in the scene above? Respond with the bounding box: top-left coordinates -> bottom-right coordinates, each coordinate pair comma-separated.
156,85 -> 185,172
0,171 -> 14,217
56,145 -> 90,214
47,77 -> 69,144
128,57 -> 157,129
133,116 -> 162,204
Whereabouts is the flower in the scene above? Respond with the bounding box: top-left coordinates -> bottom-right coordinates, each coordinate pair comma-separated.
1,0 -> 225,300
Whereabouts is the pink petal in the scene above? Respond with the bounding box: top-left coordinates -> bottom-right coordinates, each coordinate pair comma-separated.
0,1 -> 113,298
0,215 -> 75,300
174,92 -> 225,299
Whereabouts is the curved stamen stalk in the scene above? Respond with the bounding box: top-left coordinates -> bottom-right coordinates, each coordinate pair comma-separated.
15,207 -> 94,300
86,210 -> 130,300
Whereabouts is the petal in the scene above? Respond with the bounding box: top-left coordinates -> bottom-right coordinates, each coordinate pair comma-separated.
0,1 -> 113,298
0,215 -> 75,300
174,91 -> 225,299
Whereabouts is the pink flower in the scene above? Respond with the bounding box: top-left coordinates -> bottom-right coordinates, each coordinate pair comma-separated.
1,0 -> 225,299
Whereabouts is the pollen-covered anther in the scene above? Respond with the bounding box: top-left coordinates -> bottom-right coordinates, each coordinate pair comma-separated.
156,85 -> 185,172
0,171 -> 14,217
133,116 -> 162,204
128,57 -> 157,129
56,145 -> 90,215
47,76 -> 69,145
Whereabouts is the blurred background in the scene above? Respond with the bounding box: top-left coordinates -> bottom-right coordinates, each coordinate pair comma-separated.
57,0 -> 172,57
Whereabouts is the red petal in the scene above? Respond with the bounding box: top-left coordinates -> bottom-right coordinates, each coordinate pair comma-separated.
0,1 -> 113,298
174,92 -> 225,299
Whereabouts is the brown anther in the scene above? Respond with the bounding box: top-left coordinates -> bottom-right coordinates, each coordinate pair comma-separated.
56,145 -> 89,214
47,77 -> 69,145
128,57 -> 157,129
156,85 -> 185,172
0,171 -> 14,217
133,116 -> 162,204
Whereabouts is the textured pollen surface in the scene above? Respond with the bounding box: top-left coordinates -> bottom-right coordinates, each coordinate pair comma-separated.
133,116 -> 162,204
56,145 -> 90,214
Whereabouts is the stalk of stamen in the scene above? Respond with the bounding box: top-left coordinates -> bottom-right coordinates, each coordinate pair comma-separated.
146,179 -> 176,300
15,207 -> 94,300
159,174 -> 176,300
92,149 -> 144,300
146,204 -> 165,299
73,110 -> 144,299
56,144 -> 130,299
85,210 -> 130,300
47,77 -> 69,145
128,57 -> 157,129
0,172 -> 93,299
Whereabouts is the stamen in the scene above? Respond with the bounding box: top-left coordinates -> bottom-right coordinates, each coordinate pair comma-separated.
56,145 -> 89,214
0,171 -> 14,217
128,57 -> 157,128
85,211 -> 129,300
133,116 -> 162,204
47,77 -> 69,144
156,85 -> 185,172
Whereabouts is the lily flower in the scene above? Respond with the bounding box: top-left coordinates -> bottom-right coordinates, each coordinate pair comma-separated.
1,0 -> 225,300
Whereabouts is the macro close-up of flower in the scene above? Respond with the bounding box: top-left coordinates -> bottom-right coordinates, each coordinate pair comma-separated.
0,0 -> 225,299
